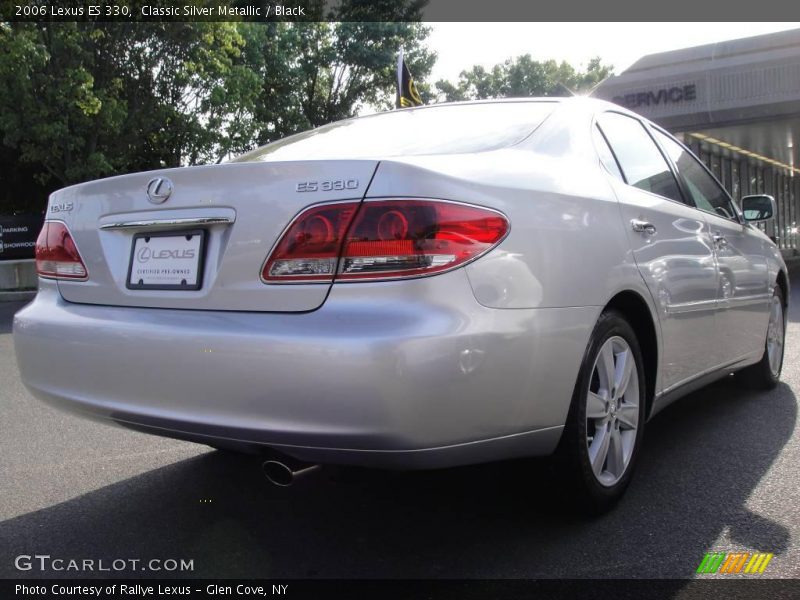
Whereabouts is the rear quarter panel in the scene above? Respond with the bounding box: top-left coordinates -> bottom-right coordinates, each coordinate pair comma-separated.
366,149 -> 646,311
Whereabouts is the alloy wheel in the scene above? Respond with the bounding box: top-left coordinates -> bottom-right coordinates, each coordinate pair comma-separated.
586,336 -> 640,487
767,295 -> 785,377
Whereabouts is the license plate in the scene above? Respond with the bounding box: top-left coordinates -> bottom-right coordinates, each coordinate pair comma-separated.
127,230 -> 206,290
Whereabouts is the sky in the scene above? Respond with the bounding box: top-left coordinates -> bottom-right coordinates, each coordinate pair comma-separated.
427,23 -> 800,83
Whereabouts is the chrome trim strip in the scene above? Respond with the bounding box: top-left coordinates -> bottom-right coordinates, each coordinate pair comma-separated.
99,216 -> 235,231
665,292 -> 771,315
663,298 -> 718,314
718,293 -> 773,307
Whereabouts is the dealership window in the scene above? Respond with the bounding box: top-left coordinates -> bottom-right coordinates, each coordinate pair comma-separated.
778,172 -> 784,248
775,172 -> 783,247
749,163 -> 764,243
782,173 -> 789,249
788,174 -> 794,250
711,154 -> 722,181
788,175 -> 797,248
774,171 -> 781,247
740,162 -> 750,197
783,173 -> 793,249
700,150 -> 711,169
764,168 -> 775,240
731,162 -> 740,202
722,158 -> 731,195
596,113 -> 683,203
771,169 -> 782,245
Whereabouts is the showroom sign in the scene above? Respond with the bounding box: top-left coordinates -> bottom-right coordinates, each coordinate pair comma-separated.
0,214 -> 43,260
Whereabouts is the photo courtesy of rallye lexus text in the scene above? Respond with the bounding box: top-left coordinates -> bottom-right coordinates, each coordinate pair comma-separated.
15,584 -> 194,597
13,97 -> 788,513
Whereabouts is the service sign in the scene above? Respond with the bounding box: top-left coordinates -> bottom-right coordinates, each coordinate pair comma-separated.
0,214 -> 43,261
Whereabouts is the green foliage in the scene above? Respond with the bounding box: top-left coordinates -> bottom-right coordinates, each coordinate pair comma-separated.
0,21 -> 256,212
241,21 -> 434,146
0,18 -> 433,213
435,54 -> 613,102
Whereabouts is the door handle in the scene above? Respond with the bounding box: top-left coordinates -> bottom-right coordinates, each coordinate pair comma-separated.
631,219 -> 657,235
712,233 -> 728,248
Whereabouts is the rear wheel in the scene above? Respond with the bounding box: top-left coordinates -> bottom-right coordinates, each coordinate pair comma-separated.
556,310 -> 646,514
736,286 -> 786,390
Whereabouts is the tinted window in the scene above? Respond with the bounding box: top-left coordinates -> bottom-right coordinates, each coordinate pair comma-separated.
653,130 -> 738,221
234,102 -> 556,162
596,112 -> 683,203
592,125 -> 623,180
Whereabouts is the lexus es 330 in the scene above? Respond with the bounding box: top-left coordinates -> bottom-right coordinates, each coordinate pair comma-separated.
13,98 -> 787,511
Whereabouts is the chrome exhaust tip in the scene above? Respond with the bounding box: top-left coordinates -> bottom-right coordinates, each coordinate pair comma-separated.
261,458 -> 320,487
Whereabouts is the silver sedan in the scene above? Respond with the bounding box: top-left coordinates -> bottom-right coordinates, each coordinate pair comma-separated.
13,98 -> 787,512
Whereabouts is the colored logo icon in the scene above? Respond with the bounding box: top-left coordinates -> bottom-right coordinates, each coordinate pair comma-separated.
696,552 -> 774,574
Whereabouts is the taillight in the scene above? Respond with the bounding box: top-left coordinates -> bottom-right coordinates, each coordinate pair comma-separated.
262,202 -> 359,282
35,221 -> 88,279
262,200 -> 508,283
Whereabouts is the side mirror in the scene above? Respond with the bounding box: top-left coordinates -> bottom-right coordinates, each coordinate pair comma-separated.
741,195 -> 777,224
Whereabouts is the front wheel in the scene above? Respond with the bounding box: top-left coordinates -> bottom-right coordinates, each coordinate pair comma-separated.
556,310 -> 647,514
736,286 -> 786,390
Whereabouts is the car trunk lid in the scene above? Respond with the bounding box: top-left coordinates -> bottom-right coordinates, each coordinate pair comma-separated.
51,160 -> 378,312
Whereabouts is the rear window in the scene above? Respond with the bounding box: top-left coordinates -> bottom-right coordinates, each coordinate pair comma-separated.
234,102 -> 556,162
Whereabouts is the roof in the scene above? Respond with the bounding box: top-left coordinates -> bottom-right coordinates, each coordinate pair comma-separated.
624,28 -> 800,76
593,28 -> 800,131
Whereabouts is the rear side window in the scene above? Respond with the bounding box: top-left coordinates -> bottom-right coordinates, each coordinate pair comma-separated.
653,130 -> 738,221
596,112 -> 683,203
234,102 -> 556,161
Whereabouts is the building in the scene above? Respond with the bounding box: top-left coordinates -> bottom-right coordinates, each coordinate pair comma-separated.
594,28 -> 800,257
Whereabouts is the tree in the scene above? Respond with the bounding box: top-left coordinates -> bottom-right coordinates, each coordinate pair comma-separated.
0,17 -> 435,213
242,20 -> 435,147
435,54 -> 613,102
0,22 -> 257,188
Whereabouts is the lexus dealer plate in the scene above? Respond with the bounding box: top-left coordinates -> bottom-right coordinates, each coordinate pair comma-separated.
127,230 -> 206,290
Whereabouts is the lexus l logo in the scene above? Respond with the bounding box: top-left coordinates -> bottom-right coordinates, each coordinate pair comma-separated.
137,246 -> 196,263
146,177 -> 173,204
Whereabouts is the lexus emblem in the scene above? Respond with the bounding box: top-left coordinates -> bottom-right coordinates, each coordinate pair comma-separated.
146,177 -> 173,204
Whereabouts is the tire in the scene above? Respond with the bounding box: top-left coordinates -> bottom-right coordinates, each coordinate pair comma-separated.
555,310 -> 647,514
735,286 -> 786,390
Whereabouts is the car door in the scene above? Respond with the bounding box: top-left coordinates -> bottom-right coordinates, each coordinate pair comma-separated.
651,128 -> 771,362
595,112 -> 722,392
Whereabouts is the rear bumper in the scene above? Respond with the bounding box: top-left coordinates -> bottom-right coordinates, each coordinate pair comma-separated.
13,274 -> 599,468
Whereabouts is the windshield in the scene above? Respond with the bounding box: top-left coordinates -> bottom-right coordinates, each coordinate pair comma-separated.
234,101 -> 557,162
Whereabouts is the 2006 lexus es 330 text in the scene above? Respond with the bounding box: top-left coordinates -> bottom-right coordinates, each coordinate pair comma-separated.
13,98 -> 788,512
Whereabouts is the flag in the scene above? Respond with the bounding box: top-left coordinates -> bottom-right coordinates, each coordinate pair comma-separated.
396,49 -> 423,109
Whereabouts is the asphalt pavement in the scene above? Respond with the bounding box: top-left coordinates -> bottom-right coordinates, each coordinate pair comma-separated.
1,275 -> 799,580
